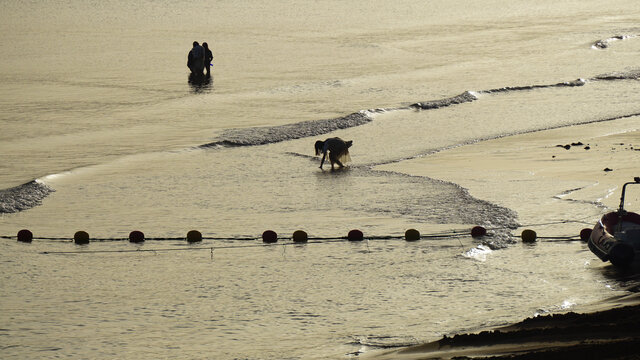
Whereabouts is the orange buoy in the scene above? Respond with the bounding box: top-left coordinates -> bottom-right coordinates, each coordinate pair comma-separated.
262,230 -> 278,243
74,231 -> 90,245
186,230 -> 202,243
521,229 -> 537,243
348,229 -> 364,241
292,230 -> 308,243
129,230 -> 145,243
17,229 -> 33,243
471,226 -> 487,238
579,228 -> 592,242
405,229 -> 420,241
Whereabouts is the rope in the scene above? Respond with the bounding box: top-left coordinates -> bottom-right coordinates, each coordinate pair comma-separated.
517,218 -> 595,227
2,230 -> 471,243
533,235 -> 582,242
36,235 -> 586,256
4,219 -> 597,255
2,231 -> 588,243
41,239 -> 348,255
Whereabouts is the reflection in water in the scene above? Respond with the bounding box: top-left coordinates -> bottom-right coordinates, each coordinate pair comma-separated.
188,73 -> 212,93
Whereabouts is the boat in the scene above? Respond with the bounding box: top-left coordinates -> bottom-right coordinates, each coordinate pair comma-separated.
588,177 -> 640,267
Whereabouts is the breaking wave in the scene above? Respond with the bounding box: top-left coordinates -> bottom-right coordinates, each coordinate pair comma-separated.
592,69 -> 640,81
409,91 -> 478,110
200,111 -> 372,148
481,78 -> 586,94
3,69 -> 638,214
362,169 -> 519,248
592,34 -> 638,49
0,180 -> 55,214
200,92 -> 484,149
199,68 -> 640,152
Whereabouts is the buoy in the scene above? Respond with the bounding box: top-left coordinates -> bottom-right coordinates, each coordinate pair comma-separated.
74,231 -> 90,245
186,230 -> 202,243
292,230 -> 308,243
579,228 -> 592,242
347,229 -> 364,241
471,226 -> 487,238
405,228 -> 420,241
521,229 -> 537,243
129,230 -> 145,243
262,230 -> 278,243
17,229 -> 33,243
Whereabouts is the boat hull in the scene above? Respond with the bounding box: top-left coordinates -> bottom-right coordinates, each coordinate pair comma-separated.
588,212 -> 640,267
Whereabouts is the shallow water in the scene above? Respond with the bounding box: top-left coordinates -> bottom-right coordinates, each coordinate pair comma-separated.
1,235 -> 630,359
1,0 -> 640,358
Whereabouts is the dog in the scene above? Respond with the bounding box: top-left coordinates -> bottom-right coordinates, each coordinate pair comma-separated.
314,137 -> 353,170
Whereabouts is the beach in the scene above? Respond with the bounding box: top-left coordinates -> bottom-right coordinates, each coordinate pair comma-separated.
381,114 -> 640,238
367,298 -> 640,359
367,121 -> 640,359
2,0 -> 640,358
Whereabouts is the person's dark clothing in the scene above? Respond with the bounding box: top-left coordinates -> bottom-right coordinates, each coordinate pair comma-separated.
203,43 -> 213,76
188,42 -> 205,75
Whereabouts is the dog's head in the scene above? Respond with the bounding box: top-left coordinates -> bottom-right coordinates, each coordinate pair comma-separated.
314,140 -> 325,156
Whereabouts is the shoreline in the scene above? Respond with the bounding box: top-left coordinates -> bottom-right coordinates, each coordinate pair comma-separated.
381,116 -> 640,238
367,118 -> 640,359
366,296 -> 640,359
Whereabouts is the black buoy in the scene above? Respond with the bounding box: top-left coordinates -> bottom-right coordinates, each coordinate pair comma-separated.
405,229 -> 420,241
74,231 -> 90,245
186,230 -> 202,243
579,228 -> 592,242
17,229 -> 33,243
292,230 -> 308,243
471,226 -> 487,238
521,229 -> 537,243
347,229 -> 364,241
129,230 -> 145,243
262,230 -> 278,243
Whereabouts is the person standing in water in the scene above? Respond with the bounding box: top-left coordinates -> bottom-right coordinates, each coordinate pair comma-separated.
314,137 -> 353,170
203,42 -> 213,76
187,41 -> 205,75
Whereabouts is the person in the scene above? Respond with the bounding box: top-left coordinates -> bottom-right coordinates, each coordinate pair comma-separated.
203,42 -> 214,76
314,137 -> 353,170
187,41 -> 205,75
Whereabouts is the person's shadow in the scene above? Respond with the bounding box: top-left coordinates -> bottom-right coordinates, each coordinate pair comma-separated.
188,73 -> 213,93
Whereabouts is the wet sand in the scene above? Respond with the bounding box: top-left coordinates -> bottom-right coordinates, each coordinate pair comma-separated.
381,117 -> 640,235
367,293 -> 640,359
369,119 -> 640,359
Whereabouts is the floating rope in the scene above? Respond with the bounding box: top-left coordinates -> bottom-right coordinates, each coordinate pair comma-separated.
3,228 -> 472,243
3,219 -> 594,254
4,232 -> 467,243
41,239 -> 349,255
